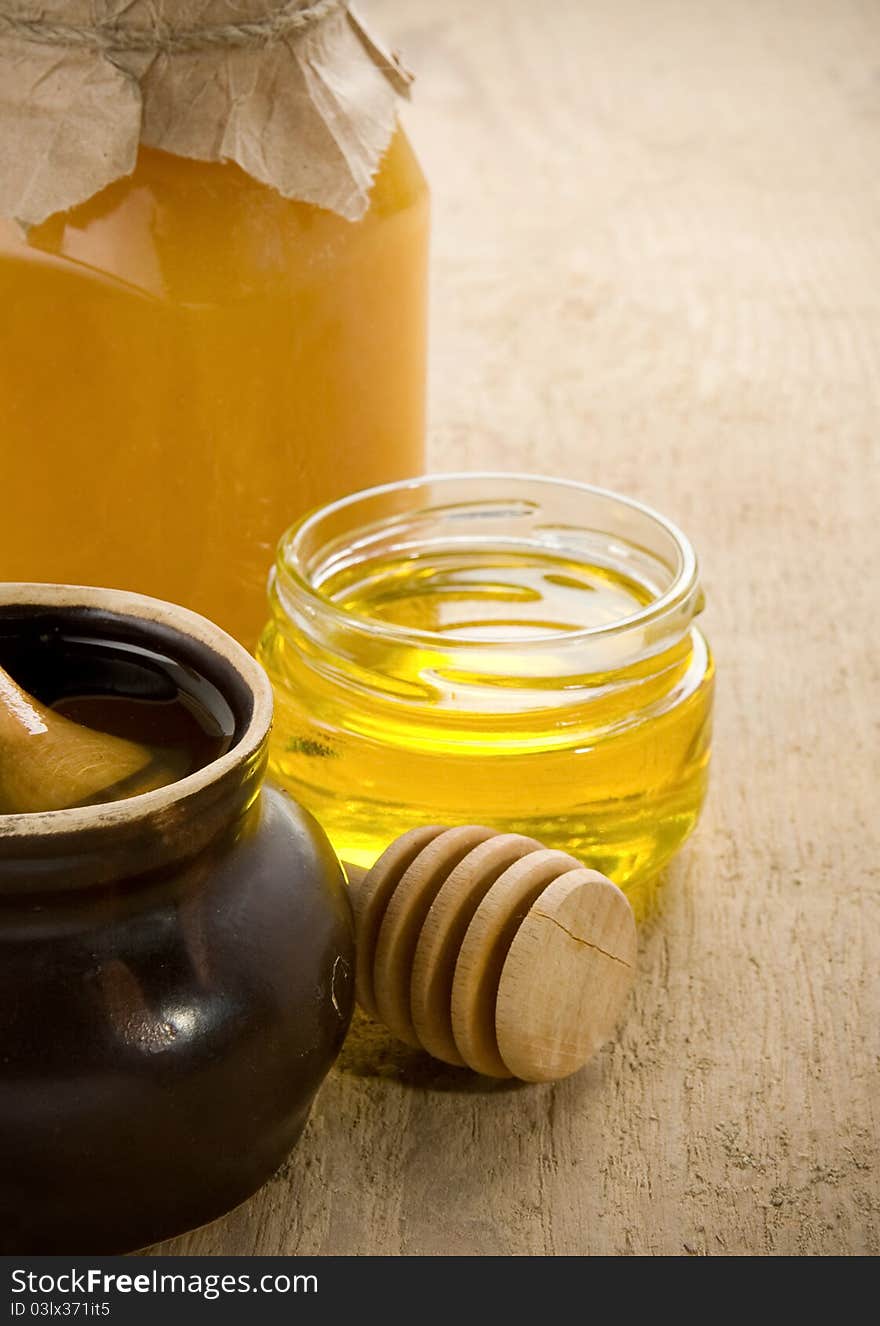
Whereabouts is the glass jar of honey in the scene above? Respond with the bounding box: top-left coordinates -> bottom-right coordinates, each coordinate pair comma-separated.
258,475 -> 715,918
0,3 -> 428,647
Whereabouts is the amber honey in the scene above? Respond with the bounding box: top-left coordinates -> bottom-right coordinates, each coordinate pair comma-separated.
258,476 -> 714,917
0,130 -> 428,647
0,622 -> 233,816
50,691 -> 227,784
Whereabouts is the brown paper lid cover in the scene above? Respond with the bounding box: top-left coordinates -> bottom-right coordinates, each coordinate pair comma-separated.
0,1 -> 412,226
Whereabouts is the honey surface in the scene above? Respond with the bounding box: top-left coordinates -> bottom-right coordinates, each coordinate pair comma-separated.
0,131 -> 428,646
259,544 -> 714,916
324,547 -> 655,639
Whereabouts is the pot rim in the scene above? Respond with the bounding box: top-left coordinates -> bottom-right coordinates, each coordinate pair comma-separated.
0,583 -> 273,841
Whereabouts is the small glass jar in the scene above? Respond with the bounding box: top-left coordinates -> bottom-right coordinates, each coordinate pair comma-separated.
258,475 -> 714,914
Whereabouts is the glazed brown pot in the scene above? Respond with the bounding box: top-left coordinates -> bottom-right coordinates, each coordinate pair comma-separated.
0,584 -> 354,1254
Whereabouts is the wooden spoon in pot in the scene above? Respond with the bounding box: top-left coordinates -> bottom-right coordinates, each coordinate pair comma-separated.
0,663 -> 186,815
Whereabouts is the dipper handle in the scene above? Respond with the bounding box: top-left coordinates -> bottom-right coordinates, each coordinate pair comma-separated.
0,662 -> 185,815
343,826 -> 637,1083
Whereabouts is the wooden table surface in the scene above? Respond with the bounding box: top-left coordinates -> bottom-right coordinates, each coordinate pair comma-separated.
159,0 -> 879,1257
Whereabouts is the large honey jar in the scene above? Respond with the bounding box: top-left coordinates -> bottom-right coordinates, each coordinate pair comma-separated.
0,2 -> 428,646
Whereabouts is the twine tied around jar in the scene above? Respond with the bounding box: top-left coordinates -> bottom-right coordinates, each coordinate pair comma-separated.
0,0 -> 347,55
0,0 -> 412,228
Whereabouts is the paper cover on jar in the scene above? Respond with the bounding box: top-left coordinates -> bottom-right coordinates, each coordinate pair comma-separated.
0,0 -> 412,227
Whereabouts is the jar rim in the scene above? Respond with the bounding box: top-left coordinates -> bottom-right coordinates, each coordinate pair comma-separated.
276,472 -> 701,651
0,583 -> 273,843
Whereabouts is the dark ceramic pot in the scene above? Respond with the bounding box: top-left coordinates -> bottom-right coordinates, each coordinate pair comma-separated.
0,584 -> 354,1254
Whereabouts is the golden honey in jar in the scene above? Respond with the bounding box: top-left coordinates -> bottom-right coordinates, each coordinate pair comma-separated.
258,475 -> 715,917
0,3 -> 428,647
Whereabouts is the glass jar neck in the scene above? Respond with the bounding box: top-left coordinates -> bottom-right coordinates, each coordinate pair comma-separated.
270,475 -> 704,716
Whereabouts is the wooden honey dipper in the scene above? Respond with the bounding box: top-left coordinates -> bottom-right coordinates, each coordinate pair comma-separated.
345,824 -> 637,1083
